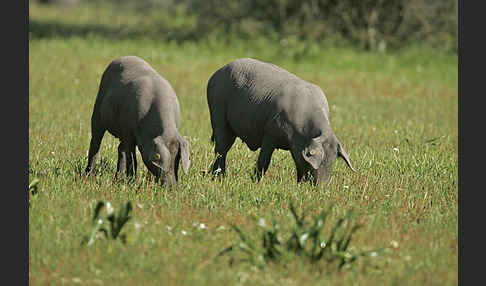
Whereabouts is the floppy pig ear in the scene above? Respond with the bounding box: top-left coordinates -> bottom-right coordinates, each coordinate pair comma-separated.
337,141 -> 356,172
178,136 -> 191,174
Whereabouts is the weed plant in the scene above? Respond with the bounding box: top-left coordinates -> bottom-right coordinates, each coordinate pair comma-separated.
82,201 -> 133,246
220,203 -> 387,274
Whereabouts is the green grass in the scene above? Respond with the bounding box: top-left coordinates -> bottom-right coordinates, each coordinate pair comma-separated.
29,2 -> 458,285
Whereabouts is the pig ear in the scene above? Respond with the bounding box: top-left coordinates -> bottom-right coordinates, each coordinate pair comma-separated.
178,136 -> 191,174
302,146 -> 323,170
337,141 -> 356,172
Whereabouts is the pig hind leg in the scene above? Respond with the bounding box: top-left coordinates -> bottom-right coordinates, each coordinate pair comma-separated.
210,119 -> 236,177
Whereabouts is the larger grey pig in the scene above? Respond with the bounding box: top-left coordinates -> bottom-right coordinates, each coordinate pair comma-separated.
85,56 -> 190,186
207,58 -> 355,185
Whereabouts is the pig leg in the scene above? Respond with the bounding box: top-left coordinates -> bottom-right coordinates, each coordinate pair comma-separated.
291,150 -> 309,183
174,147 -> 180,182
296,165 -> 315,184
210,124 -> 236,177
254,137 -> 275,181
85,129 -> 105,175
126,142 -> 137,177
131,146 -> 137,176
116,141 -> 130,179
296,166 -> 307,183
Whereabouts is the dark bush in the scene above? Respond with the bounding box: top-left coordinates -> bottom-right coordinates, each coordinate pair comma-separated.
81,0 -> 458,52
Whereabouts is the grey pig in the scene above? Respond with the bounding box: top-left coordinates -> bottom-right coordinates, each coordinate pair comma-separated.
207,58 -> 354,185
85,56 -> 190,186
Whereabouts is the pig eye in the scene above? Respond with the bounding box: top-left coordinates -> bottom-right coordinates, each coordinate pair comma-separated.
154,153 -> 161,160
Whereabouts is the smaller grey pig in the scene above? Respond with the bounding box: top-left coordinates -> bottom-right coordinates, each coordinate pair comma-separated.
85,56 -> 190,186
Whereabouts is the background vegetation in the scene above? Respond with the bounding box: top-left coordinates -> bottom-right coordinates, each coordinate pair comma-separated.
29,1 -> 457,285
35,0 -> 457,52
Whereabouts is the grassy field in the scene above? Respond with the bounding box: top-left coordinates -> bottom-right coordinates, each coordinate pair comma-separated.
29,2 -> 458,285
